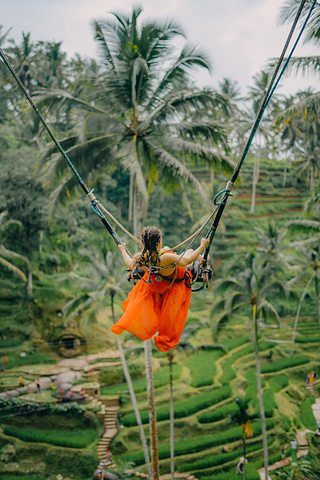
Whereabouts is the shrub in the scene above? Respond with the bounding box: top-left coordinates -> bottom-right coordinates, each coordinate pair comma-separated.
177,437 -> 275,472
300,397 -> 317,430
0,399 -> 89,421
260,356 -> 309,374
198,466 -> 260,480
1,477 -> 45,480
123,385 -> 232,426
101,363 -> 182,395
222,336 -> 250,351
184,351 -> 223,387
268,374 -> 289,392
0,340 -> 20,348
220,359 -> 236,385
3,425 -> 97,448
100,362 -> 143,386
197,401 -> 239,424
1,351 -> 55,368
296,335 -> 320,343
121,419 -> 276,465
262,388 -> 277,417
281,414 -> 291,432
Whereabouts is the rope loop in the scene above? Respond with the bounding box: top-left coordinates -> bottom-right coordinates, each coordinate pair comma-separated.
213,189 -> 233,206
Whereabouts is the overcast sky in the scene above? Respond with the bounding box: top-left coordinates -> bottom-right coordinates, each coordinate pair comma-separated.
1,0 -> 319,96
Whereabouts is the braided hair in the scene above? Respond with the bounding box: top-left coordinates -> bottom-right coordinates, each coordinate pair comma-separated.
139,227 -> 162,284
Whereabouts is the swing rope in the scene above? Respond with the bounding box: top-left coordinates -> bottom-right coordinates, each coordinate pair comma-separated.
201,0 -> 317,267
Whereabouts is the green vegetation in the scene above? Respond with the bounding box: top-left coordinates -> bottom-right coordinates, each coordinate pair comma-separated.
184,350 -> 223,387
268,375 -> 289,392
122,385 -> 232,426
3,426 -> 97,448
260,356 -> 310,374
300,397 -> 317,430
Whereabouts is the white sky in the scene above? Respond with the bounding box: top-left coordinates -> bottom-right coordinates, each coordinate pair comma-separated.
1,0 -> 319,96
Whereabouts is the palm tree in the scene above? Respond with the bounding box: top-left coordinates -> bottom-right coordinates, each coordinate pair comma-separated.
5,32 -> 39,94
272,458 -> 318,479
288,246 -> 320,355
0,213 -> 32,295
287,191 -> 320,354
255,222 -> 294,273
37,7 -> 233,235
229,396 -> 255,480
241,71 -> 281,212
295,130 -> 320,192
274,1 -> 320,117
211,253 -> 287,480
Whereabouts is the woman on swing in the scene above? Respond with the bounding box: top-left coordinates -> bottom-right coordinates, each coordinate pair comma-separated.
111,227 -> 209,352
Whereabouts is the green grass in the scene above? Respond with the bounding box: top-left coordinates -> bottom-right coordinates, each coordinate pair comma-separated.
1,351 -> 56,368
101,363 -> 182,395
121,419 -> 276,465
268,374 -> 289,392
0,477 -> 46,480
3,425 -> 97,448
122,385 -> 232,426
197,401 -> 239,424
177,437 -> 275,472
300,397 -> 317,430
260,355 -> 309,373
184,350 -> 223,387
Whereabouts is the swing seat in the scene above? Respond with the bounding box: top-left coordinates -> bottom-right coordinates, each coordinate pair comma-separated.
126,260 -> 212,284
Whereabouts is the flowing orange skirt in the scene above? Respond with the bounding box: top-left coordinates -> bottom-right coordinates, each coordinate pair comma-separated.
111,268 -> 192,352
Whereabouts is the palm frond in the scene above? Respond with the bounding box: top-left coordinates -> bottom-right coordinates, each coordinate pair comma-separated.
212,310 -> 231,338
0,245 -> 30,268
145,140 -> 210,204
0,257 -> 27,282
287,219 -> 320,234
91,20 -> 117,70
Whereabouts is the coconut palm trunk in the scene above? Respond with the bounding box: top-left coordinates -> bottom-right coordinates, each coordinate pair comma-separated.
315,273 -> 320,329
252,304 -> 268,480
168,350 -> 175,480
242,433 -> 247,480
250,152 -> 260,213
110,292 -> 151,479
144,339 -> 159,480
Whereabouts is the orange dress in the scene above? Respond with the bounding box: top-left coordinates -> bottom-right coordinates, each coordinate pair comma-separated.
111,267 -> 192,352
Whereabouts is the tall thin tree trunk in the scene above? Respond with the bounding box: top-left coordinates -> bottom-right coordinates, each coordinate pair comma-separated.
250,155 -> 260,213
283,159 -> 287,188
129,174 -> 133,222
252,304 -> 268,480
310,166 -> 314,192
110,293 -> 151,479
133,184 -> 142,240
39,230 -> 44,254
291,273 -> 315,356
27,269 -> 33,296
168,351 -> 175,480
315,273 -> 320,329
242,435 -> 246,480
144,339 -> 159,480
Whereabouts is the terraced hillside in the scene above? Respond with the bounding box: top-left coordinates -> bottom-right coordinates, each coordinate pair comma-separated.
107,311 -> 320,479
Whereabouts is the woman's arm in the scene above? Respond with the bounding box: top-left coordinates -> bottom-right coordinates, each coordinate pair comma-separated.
160,238 -> 210,268
118,244 -> 140,270
177,238 -> 210,267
